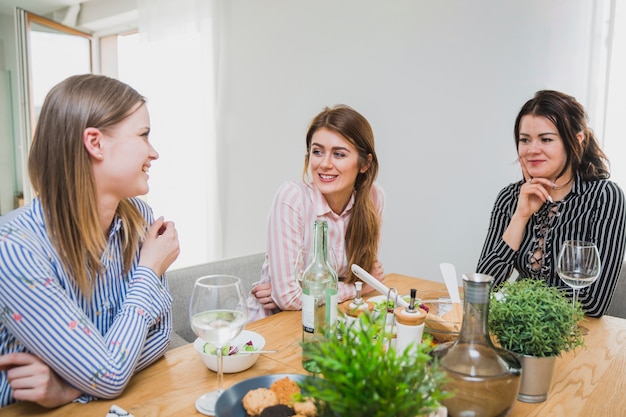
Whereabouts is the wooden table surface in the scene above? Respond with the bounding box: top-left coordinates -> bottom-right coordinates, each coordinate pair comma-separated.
3,274 -> 626,416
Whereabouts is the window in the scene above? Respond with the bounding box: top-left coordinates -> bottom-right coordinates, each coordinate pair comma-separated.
12,9 -> 92,205
99,26 -> 220,269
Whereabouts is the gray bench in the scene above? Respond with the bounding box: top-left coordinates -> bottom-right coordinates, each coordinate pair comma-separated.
166,252 -> 266,348
607,263 -> 626,319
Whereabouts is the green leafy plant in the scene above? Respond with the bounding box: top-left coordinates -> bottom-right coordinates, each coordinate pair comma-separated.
489,279 -> 585,357
298,313 -> 450,417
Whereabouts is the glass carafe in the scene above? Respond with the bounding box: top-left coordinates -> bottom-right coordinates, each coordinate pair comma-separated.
431,273 -> 521,417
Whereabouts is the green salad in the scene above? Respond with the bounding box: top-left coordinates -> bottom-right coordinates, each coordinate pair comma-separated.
372,295 -> 412,312
202,340 -> 258,356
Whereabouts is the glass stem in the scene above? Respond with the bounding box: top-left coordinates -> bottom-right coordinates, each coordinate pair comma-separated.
572,288 -> 580,332
216,349 -> 224,392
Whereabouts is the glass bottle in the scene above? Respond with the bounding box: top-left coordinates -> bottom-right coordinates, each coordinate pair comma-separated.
301,220 -> 338,373
430,273 -> 521,417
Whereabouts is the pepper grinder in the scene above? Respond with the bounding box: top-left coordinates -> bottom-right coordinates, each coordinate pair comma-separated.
394,288 -> 427,355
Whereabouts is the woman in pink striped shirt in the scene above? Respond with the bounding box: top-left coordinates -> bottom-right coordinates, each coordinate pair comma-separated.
248,105 -> 385,322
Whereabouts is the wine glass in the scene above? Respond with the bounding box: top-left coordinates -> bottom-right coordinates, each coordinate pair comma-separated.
295,246 -> 339,288
294,247 -> 308,289
556,240 -> 601,335
189,275 -> 248,416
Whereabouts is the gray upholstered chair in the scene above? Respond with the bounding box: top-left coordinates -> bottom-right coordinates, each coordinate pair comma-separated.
606,263 -> 626,319
166,252 -> 265,348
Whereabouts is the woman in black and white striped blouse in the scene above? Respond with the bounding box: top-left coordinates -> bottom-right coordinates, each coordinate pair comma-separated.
477,90 -> 626,317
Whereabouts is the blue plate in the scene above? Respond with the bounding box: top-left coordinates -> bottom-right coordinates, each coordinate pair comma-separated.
215,373 -> 311,417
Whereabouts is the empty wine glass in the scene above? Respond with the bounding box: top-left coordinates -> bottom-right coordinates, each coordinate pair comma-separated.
294,247 -> 308,289
189,275 -> 248,415
295,246 -> 339,288
556,240 -> 601,335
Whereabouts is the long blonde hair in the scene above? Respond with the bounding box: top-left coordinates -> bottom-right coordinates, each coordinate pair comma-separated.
28,74 -> 147,294
304,105 -> 380,283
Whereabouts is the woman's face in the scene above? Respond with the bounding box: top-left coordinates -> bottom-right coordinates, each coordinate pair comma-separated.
309,128 -> 365,213
96,103 -> 158,200
517,115 -> 570,181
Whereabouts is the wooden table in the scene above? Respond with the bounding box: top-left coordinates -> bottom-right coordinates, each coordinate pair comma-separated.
3,274 -> 626,416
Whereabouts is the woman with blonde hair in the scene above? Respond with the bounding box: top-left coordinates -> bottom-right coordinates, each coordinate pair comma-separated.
0,74 -> 180,407
248,104 -> 385,321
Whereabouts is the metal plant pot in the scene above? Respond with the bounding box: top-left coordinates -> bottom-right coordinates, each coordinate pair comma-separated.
517,355 -> 557,403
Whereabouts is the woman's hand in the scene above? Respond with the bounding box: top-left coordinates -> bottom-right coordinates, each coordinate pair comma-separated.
361,260 -> 385,295
515,177 -> 554,219
0,352 -> 82,408
139,216 -> 180,277
251,282 -> 277,310
503,161 -> 556,251
515,161 -> 554,219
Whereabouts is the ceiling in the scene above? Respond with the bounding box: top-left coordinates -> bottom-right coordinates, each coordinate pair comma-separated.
0,0 -> 82,17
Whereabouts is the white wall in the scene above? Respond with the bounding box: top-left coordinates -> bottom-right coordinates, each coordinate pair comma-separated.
217,0 -> 599,284
0,0 -> 606,285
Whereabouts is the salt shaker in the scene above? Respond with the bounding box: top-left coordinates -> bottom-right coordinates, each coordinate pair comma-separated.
340,282 -> 373,327
394,288 -> 427,355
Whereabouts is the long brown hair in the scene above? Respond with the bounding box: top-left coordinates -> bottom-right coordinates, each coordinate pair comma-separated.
304,105 -> 380,283
514,90 -> 609,181
28,74 -> 148,295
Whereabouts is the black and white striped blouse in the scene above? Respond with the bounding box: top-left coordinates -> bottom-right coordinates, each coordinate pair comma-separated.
477,175 -> 626,317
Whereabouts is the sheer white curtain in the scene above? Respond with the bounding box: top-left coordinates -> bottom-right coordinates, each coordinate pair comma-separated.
569,0 -> 626,191
584,0 -> 613,139
134,0 -> 221,268
603,1 -> 626,191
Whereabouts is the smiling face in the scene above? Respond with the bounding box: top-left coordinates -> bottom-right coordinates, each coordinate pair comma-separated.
308,128 -> 367,213
93,103 -> 158,201
517,115 -> 571,182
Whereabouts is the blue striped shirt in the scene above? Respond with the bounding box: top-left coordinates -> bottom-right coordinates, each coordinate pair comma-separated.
0,198 -> 172,407
477,175 -> 626,317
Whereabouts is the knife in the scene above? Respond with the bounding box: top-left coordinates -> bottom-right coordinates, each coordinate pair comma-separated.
439,262 -> 462,304
351,264 -> 410,308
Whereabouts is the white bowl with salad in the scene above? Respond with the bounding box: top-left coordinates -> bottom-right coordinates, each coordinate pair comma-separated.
194,329 -> 265,373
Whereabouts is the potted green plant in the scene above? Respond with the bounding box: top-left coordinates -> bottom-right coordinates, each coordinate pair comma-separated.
488,278 -> 585,403
299,313 -> 450,417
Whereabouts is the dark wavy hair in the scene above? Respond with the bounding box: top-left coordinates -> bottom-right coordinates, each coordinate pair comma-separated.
514,90 -> 609,181
303,105 -> 380,283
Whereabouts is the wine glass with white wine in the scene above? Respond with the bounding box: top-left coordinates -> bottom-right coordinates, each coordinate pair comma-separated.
556,240 -> 601,335
189,275 -> 248,415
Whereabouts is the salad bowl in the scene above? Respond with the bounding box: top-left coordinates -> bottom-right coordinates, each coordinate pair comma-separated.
194,329 -> 265,373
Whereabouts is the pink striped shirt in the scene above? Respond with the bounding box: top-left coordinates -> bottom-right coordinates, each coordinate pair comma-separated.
247,180 -> 384,322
